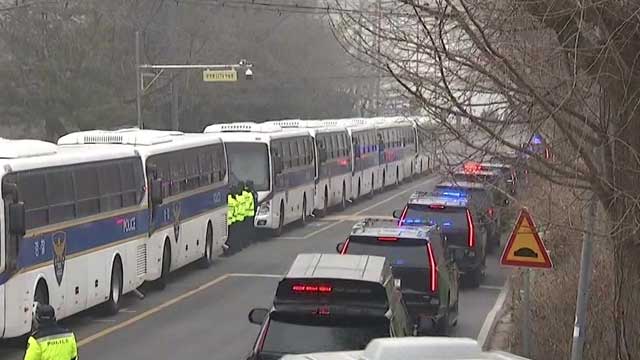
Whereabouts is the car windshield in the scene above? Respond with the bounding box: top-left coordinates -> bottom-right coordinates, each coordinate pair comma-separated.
260,313 -> 389,356
404,204 -> 468,232
225,142 -> 270,191
346,236 -> 427,267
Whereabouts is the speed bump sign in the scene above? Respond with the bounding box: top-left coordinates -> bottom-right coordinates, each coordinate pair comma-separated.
500,208 -> 553,269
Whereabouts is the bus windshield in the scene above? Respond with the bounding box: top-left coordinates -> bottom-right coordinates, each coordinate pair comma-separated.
226,142 -> 270,191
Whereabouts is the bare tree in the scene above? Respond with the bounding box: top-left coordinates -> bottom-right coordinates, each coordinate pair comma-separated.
333,0 -> 640,358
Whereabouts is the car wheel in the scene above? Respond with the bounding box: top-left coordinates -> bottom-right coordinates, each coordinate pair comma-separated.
466,269 -> 482,288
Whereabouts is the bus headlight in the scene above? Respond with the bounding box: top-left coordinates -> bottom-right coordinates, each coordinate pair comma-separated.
257,201 -> 270,216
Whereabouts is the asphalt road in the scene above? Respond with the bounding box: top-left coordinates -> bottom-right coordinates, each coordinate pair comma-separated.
1,173 -> 508,360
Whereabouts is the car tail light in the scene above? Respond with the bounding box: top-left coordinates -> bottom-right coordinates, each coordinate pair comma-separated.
378,237 -> 398,241
466,209 -> 475,248
257,319 -> 270,351
340,239 -> 350,254
291,284 -> 333,293
426,243 -> 438,293
429,204 -> 445,209
398,207 -> 408,225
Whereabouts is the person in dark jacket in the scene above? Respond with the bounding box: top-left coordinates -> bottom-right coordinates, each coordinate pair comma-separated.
24,303 -> 78,360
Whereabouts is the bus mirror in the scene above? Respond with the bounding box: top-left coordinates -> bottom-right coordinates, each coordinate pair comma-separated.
392,209 -> 402,219
8,202 -> 26,236
248,308 -> 269,325
151,179 -> 164,205
336,241 -> 345,253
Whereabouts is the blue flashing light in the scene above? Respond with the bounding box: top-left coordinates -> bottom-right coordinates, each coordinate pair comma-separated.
531,134 -> 543,145
442,221 -> 452,227
440,191 -> 466,198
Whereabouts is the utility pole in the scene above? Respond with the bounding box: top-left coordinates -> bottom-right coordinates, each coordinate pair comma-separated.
570,192 -> 597,360
169,1 -> 180,131
375,0 -> 382,116
135,31 -> 143,129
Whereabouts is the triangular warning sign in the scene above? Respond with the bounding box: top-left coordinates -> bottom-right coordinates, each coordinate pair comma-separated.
500,209 -> 553,269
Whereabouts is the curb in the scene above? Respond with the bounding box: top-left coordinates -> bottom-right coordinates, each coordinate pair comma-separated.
478,277 -> 511,350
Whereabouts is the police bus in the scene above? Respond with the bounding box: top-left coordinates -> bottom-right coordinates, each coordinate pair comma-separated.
0,139 -> 148,338
375,118 -> 418,187
204,123 -> 315,236
265,120 -> 352,217
58,129 -> 229,285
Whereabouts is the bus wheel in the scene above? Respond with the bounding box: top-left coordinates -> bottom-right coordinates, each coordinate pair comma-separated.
273,202 -> 285,237
34,280 -> 49,305
319,188 -> 328,218
368,175 -> 375,198
339,183 -> 346,210
157,241 -> 171,289
301,196 -> 308,224
103,257 -> 123,315
199,224 -> 214,269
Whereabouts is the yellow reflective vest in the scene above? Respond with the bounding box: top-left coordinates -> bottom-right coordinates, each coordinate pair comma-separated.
227,195 -> 237,225
24,325 -> 78,360
235,194 -> 246,222
242,190 -> 255,217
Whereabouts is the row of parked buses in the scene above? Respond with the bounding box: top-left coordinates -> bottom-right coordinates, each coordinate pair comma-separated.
0,116 -> 436,339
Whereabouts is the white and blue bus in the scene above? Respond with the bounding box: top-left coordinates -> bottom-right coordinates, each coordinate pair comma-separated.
265,120 -> 352,216
375,117 -> 419,185
58,129 -> 229,284
1,139 -> 148,338
204,122 -> 315,236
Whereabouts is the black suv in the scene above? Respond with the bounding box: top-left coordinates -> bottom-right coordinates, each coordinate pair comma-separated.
246,253 -> 412,359
435,180 -> 503,252
337,218 -> 459,335
393,190 -> 487,287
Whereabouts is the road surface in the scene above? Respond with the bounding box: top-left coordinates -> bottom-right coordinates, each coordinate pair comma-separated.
0,174 -> 508,360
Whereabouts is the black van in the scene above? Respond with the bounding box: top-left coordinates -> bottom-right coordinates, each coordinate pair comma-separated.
246,253 -> 412,360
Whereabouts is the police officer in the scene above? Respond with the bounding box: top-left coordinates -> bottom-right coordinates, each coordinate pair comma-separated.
235,182 -> 247,249
242,182 -> 256,244
25,303 -> 78,360
225,185 -> 237,255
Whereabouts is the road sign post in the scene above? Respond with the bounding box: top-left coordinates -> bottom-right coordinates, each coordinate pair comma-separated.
501,208 -> 552,358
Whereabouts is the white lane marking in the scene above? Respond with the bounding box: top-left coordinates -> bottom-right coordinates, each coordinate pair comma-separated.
119,309 -> 137,313
92,319 -> 117,323
322,215 -> 394,221
477,280 -> 509,350
228,273 -> 282,279
479,285 -> 504,291
289,176 -> 439,240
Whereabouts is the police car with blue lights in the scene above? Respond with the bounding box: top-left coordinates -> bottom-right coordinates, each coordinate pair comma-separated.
245,253 -> 413,360
336,218 -> 459,335
280,337 -> 531,360
392,189 -> 487,288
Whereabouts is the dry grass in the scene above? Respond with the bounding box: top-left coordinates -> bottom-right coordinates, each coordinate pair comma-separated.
506,176 -> 615,359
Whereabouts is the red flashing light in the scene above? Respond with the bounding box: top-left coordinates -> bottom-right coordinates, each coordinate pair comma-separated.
378,237 -> 398,241
429,204 -> 445,209
466,209 -> 475,248
427,243 -> 438,293
292,284 -> 333,293
463,162 -> 482,174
